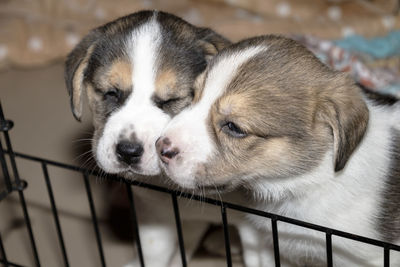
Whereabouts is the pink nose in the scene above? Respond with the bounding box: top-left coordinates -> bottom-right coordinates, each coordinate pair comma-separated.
156,137 -> 180,164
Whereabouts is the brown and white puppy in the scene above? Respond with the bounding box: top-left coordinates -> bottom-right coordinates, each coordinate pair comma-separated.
157,36 -> 400,266
66,10 -> 229,176
65,10 -> 230,267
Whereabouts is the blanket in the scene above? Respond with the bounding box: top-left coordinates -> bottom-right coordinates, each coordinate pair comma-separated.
1,0 -> 399,96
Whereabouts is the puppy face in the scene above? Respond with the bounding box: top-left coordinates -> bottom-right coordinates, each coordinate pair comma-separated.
157,36 -> 369,190
65,11 -> 230,176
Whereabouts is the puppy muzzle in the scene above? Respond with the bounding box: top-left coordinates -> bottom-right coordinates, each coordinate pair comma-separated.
156,137 -> 180,164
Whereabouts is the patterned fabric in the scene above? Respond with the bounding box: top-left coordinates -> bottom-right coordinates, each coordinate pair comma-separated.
334,31 -> 400,59
1,0 -> 399,69
0,0 -> 399,97
294,34 -> 400,98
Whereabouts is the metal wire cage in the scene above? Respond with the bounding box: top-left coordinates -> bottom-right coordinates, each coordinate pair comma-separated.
1,101 -> 400,267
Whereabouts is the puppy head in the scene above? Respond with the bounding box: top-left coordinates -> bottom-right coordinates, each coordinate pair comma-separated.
65,10 -> 230,176
156,36 -> 369,190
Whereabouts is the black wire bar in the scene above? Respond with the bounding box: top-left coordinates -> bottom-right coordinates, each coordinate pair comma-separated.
9,150 -> 400,250
221,205 -> 232,267
0,232 -> 8,267
384,248 -> 390,267
271,217 -> 280,267
5,150 -> 400,267
0,259 -> 25,267
0,138 -> 12,194
0,139 -> 12,202
326,231 -> 333,267
82,173 -> 106,267
0,102 -> 41,267
125,184 -> 145,267
171,193 -> 187,267
41,163 -> 69,267
1,95 -> 400,267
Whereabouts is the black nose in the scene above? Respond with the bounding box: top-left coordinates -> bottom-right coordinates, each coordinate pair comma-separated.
116,141 -> 144,165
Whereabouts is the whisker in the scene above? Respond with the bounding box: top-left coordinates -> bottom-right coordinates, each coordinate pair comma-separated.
73,150 -> 94,163
72,138 -> 94,143
78,154 -> 96,170
212,181 -> 224,204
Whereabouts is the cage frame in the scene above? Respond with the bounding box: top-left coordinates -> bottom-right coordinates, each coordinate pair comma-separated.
1,102 -> 399,267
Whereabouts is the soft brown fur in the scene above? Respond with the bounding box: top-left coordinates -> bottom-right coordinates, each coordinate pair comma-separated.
191,36 -> 369,187
65,10 -> 231,125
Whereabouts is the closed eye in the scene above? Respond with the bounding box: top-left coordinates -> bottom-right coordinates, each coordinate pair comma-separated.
153,96 -> 182,109
103,88 -> 121,101
95,88 -> 122,102
221,121 -> 247,138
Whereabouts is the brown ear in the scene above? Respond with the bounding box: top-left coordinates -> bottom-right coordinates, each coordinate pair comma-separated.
197,28 -> 231,61
318,82 -> 369,172
64,30 -> 99,121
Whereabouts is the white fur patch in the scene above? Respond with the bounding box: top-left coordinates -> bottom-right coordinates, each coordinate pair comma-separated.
96,15 -> 170,175
160,46 -> 265,187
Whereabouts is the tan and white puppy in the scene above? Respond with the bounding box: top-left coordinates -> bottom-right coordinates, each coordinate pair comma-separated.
157,35 -> 400,266
65,10 -> 230,267
66,10 -> 229,176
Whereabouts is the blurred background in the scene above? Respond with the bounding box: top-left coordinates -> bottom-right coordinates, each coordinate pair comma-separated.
0,0 -> 399,69
1,0 -> 400,266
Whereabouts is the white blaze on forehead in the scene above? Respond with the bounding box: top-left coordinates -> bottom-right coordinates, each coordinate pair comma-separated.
162,46 -> 265,185
198,46 -> 266,112
129,15 -> 161,102
96,15 -> 170,175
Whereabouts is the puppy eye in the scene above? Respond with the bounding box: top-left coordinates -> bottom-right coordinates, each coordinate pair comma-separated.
103,88 -> 121,101
154,97 -> 181,109
221,121 -> 247,138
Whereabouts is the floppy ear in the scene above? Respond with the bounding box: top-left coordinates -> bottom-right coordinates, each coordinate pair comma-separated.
318,82 -> 369,172
64,30 -> 99,121
197,28 -> 231,61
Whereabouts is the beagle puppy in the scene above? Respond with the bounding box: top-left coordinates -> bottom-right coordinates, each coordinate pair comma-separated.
157,35 -> 400,267
65,10 -> 230,267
